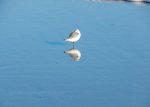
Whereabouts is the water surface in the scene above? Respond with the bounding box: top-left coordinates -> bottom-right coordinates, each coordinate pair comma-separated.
0,0 -> 150,107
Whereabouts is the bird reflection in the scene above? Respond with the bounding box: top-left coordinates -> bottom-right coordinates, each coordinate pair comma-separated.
64,48 -> 81,61
87,0 -> 150,5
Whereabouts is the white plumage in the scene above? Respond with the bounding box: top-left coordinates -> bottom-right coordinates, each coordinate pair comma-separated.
64,29 -> 81,43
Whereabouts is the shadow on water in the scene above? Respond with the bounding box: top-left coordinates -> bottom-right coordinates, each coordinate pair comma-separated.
87,0 -> 150,5
46,41 -> 67,46
64,47 -> 81,61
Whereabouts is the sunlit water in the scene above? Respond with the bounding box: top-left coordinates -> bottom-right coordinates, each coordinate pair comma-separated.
0,0 -> 150,107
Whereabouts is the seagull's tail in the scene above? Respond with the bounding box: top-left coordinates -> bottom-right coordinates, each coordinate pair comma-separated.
64,38 -> 69,42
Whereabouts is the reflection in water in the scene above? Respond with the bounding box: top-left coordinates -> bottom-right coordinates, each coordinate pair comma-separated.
87,0 -> 150,5
64,48 -> 81,61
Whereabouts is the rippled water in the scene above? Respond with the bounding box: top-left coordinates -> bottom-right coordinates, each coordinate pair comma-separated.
0,0 -> 150,107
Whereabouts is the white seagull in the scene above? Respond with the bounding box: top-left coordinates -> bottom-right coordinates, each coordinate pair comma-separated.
64,29 -> 81,43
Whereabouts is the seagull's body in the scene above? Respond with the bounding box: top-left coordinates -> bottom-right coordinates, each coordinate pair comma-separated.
64,29 -> 81,43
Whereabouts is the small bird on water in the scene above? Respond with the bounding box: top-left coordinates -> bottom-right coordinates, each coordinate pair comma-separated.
64,29 -> 81,44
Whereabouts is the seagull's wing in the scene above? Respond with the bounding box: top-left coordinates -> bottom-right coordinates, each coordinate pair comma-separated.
68,32 -> 79,39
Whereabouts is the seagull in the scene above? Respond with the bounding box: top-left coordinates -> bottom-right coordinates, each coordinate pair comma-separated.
64,29 -> 81,44
64,48 -> 81,61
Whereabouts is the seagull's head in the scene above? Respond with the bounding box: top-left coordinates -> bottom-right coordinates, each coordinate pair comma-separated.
75,29 -> 80,34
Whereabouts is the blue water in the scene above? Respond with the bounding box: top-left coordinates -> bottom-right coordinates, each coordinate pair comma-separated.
0,0 -> 150,107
